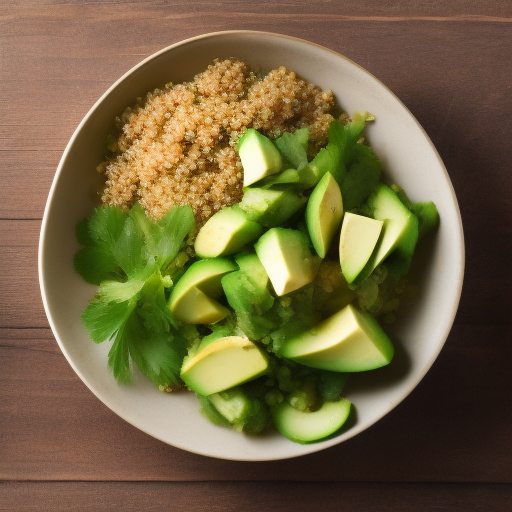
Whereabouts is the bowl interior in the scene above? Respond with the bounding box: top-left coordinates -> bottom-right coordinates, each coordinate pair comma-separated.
39,31 -> 464,461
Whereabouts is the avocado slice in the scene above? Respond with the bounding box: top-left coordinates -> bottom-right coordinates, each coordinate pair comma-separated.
222,253 -> 274,315
180,336 -> 269,396
339,212 -> 383,284
170,286 -> 231,325
254,228 -> 320,296
168,258 -> 236,324
194,206 -> 264,258
238,129 -> 283,187
279,303 -> 394,372
271,398 -> 352,443
238,187 -> 306,227
305,172 -> 344,258
357,183 -> 419,282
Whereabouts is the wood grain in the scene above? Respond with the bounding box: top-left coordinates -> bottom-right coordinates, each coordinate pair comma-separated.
1,481 -> 511,512
1,1 -> 512,509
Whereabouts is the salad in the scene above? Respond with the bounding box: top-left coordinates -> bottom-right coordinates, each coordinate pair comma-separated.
74,60 -> 438,444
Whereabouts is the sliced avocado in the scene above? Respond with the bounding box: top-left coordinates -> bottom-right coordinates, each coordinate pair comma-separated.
339,212 -> 383,284
357,184 -> 419,281
235,252 -> 269,278
169,286 -> 231,325
279,303 -> 394,372
238,187 -> 306,227
305,172 -> 344,258
222,253 -> 274,315
271,398 -> 352,443
390,185 -> 439,239
238,129 -> 282,187
180,336 -> 269,396
168,258 -> 236,324
194,205 -> 263,258
254,228 -> 320,296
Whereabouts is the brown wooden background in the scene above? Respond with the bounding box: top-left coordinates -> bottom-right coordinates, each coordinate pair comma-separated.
1,1 -> 512,510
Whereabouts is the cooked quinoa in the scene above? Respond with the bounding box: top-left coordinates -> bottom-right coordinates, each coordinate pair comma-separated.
99,58 -> 335,226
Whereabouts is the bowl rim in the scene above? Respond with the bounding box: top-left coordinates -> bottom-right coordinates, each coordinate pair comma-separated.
38,30 -> 465,461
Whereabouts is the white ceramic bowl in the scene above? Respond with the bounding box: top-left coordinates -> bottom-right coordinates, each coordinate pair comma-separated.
39,31 -> 464,461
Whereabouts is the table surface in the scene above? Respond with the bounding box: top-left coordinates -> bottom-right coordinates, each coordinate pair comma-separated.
1,1 -> 511,510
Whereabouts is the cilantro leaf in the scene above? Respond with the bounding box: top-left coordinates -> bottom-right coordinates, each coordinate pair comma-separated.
111,215 -> 148,278
74,206 -> 127,285
76,203 -> 196,386
82,297 -> 135,344
74,246 -> 125,286
341,144 -> 382,210
108,321 -> 133,384
275,128 -> 309,170
154,205 -> 195,269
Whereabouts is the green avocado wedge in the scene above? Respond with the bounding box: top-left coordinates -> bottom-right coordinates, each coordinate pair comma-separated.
180,336 -> 269,396
339,212 -> 383,284
356,183 -> 419,283
168,258 -> 236,324
254,228 -> 320,296
271,398 -> 352,443
238,187 -> 306,227
279,304 -> 394,372
305,172 -> 344,258
194,206 -> 264,258
238,129 -> 283,187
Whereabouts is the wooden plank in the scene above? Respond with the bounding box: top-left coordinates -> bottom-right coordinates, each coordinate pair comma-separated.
1,326 -> 511,481
0,481 -> 511,512
0,221 -> 49,328
1,0 -> 512,21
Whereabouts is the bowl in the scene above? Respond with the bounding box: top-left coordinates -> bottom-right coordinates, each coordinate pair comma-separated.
38,31 -> 464,461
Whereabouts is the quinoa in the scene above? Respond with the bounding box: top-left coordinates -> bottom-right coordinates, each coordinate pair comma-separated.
99,58 -> 335,227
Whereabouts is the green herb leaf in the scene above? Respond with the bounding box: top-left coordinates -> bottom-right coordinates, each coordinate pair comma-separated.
74,206 -> 127,285
76,204 -> 196,386
82,297 -> 135,344
275,128 -> 309,170
111,215 -> 148,278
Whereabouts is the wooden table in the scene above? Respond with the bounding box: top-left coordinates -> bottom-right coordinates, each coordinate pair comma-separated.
1,1 -> 511,510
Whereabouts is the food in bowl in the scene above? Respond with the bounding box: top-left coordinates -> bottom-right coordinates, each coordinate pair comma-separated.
73,58 -> 439,444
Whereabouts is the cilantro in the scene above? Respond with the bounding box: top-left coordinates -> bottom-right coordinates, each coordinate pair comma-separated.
275,128 -> 309,170
75,203 -> 195,386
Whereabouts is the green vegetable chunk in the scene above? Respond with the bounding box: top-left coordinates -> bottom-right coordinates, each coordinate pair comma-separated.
359,183 -> 419,281
255,228 -> 320,296
339,212 -> 383,284
194,205 -> 264,258
180,336 -> 269,396
279,303 -> 394,372
199,386 -> 271,434
271,398 -> 352,443
305,172 -> 344,258
238,187 -> 306,227
238,129 -> 283,186
168,258 -> 236,324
